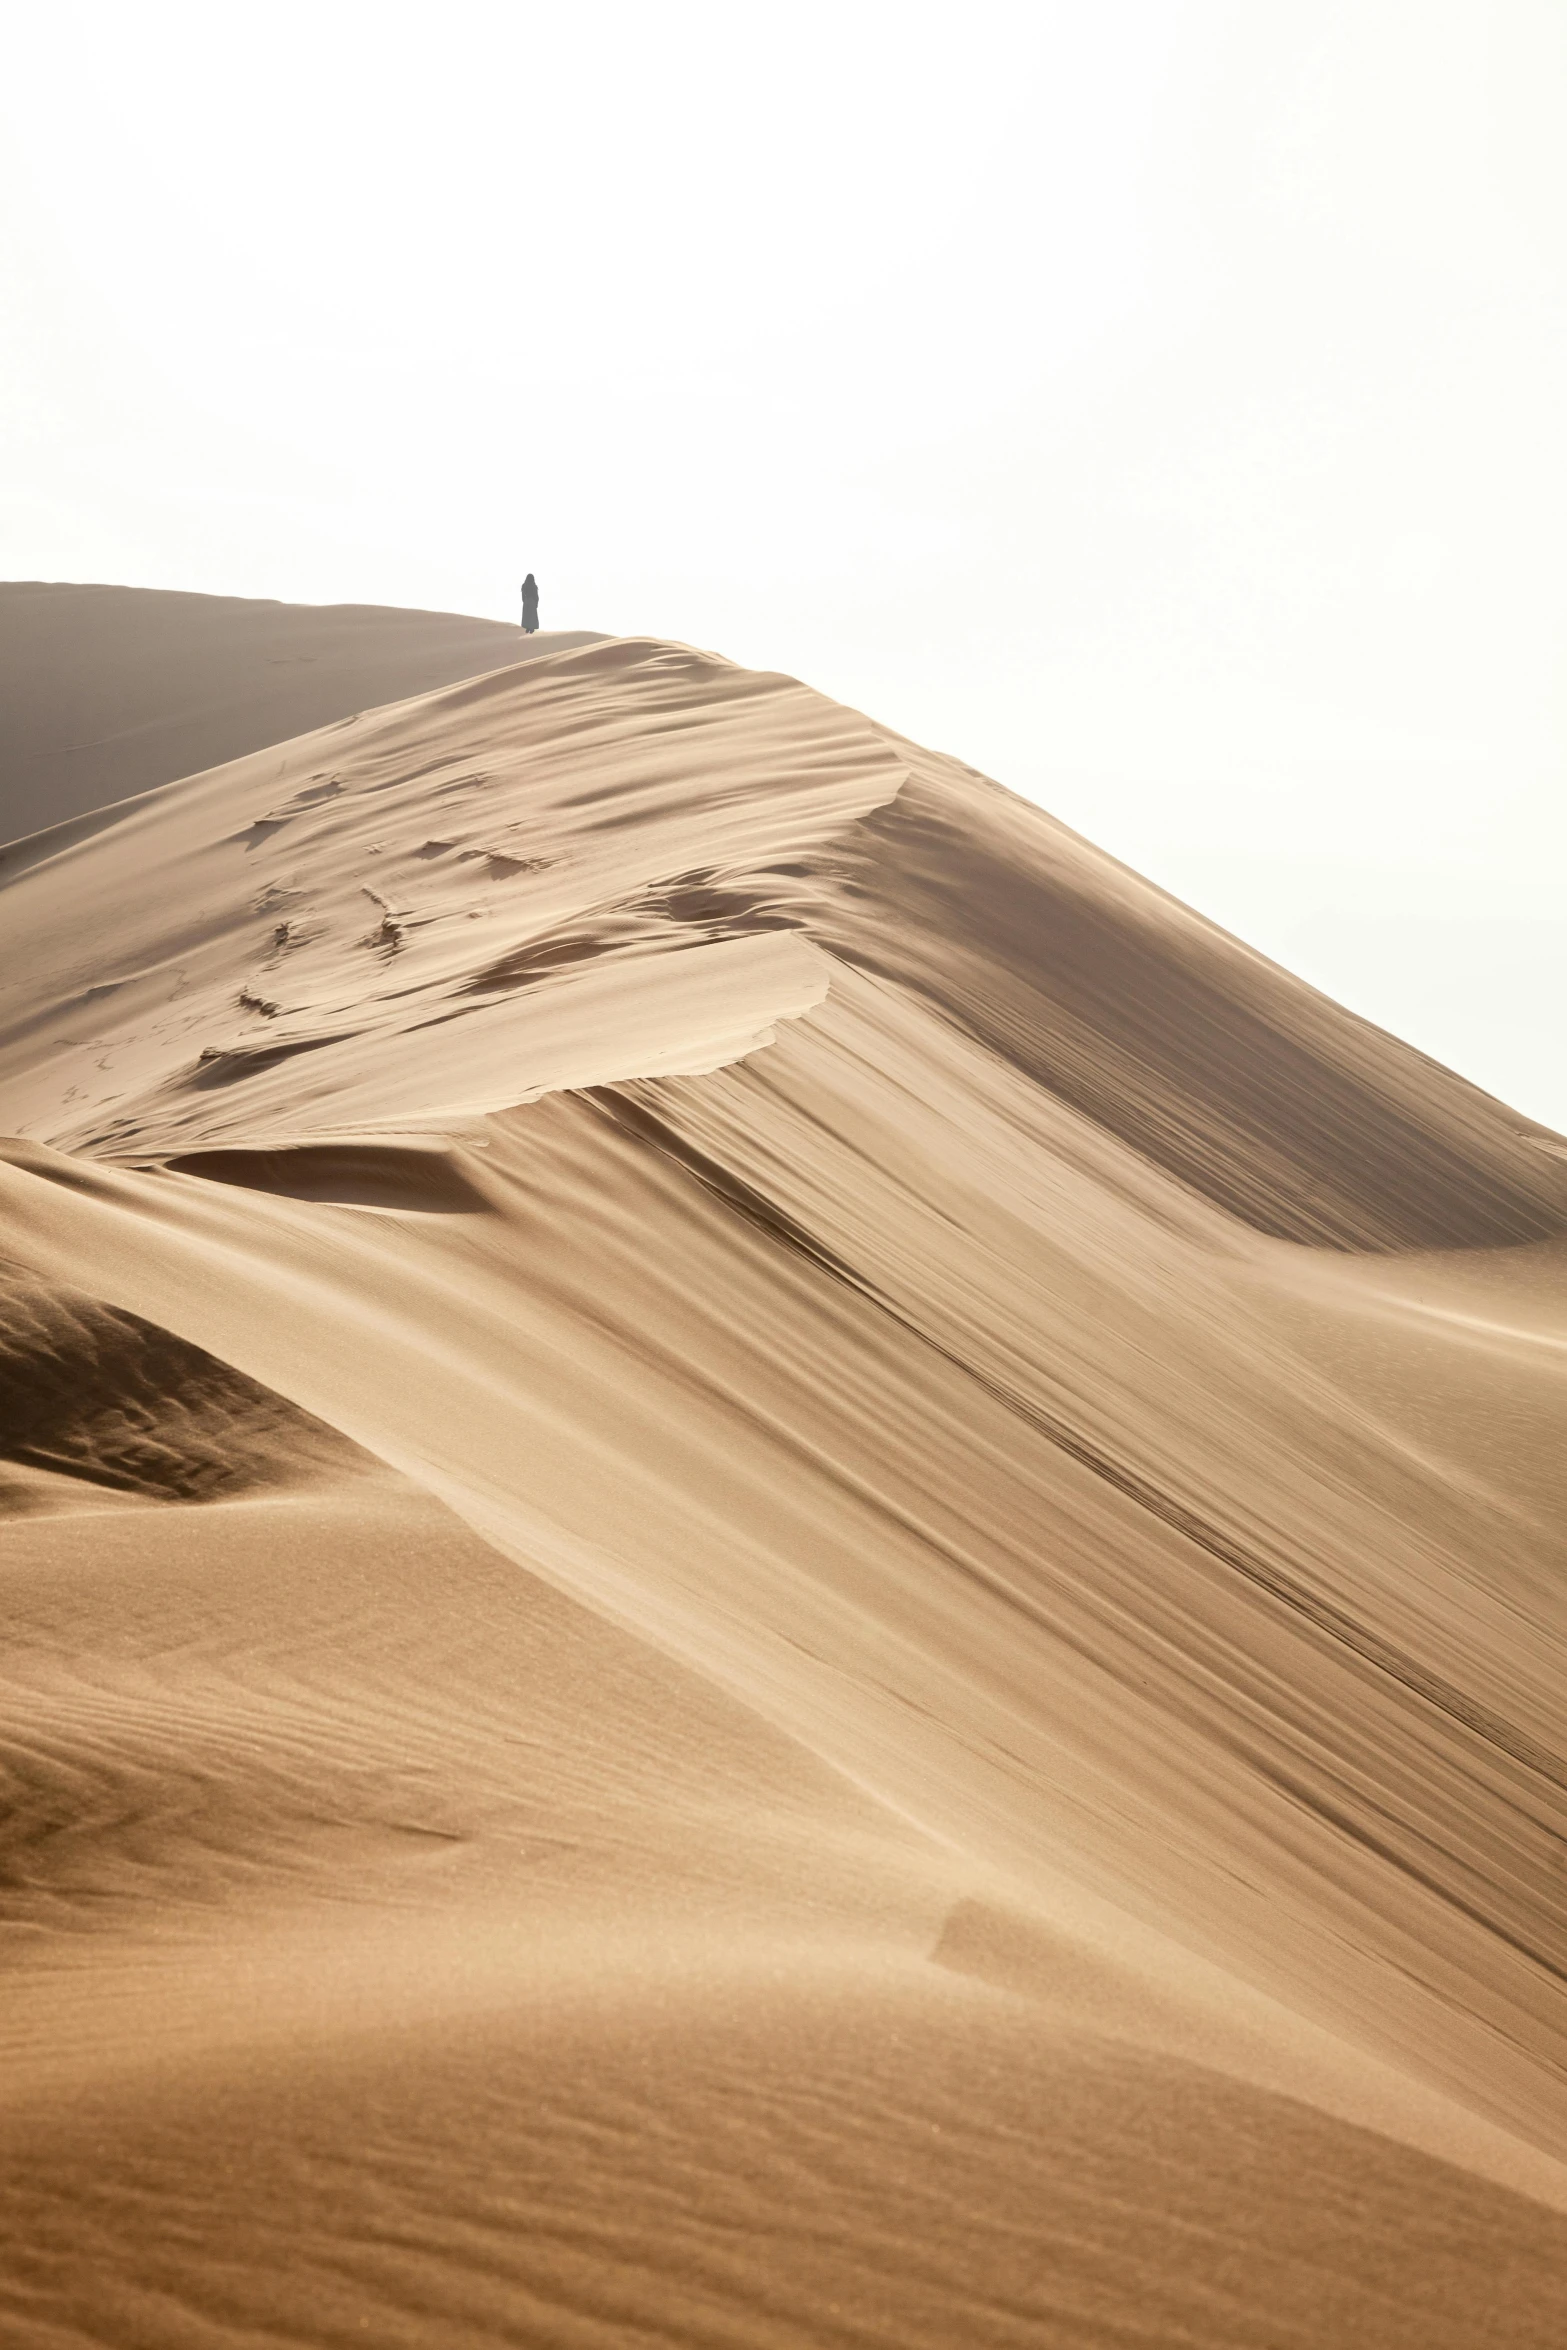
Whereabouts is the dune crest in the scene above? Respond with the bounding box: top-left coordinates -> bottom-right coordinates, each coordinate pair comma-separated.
2,628 -> 1565,2342
0,640 -> 900,1155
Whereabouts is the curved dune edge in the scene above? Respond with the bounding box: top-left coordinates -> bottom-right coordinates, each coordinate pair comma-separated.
0,637 -> 906,1157
2,632 -> 1567,2340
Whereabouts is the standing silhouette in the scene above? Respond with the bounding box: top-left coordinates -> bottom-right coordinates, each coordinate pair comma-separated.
520,574 -> 540,635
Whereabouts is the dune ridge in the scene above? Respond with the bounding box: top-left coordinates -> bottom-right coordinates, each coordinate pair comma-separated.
1,625 -> 1565,2343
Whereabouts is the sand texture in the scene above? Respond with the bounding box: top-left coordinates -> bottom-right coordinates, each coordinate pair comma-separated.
1,612 -> 1565,2344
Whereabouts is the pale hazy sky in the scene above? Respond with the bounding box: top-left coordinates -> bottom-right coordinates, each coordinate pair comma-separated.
4,1 -> 1563,1127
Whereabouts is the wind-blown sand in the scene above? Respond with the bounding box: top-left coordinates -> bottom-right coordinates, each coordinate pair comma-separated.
1,608 -> 1565,2344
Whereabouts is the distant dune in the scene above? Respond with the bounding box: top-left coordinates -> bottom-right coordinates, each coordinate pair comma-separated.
0,580 -> 599,840
1,612 -> 1564,2345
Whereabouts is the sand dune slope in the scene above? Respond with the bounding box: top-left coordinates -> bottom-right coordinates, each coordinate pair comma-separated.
0,1258 -> 371,1509
0,580 -> 598,842
7,1479 -> 1566,2348
1,634 -> 1565,2342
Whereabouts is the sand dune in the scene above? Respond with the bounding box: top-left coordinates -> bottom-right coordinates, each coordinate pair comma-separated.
0,581 -> 599,842
0,1257 -> 372,1508
1,621 -> 1565,2342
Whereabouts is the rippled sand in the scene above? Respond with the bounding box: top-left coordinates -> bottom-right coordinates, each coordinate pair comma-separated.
1,609 -> 1564,2343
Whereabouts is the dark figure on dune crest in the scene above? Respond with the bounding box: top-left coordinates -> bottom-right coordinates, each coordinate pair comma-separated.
520,574 -> 539,635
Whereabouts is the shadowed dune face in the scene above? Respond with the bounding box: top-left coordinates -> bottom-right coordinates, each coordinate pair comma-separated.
1,624 -> 1566,2343
817,765 -> 1566,1249
0,581 -> 601,841
164,1140 -> 495,1211
0,1262 -> 371,1507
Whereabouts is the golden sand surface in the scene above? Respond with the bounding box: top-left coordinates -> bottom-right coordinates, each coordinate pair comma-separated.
1,609 -> 1564,2344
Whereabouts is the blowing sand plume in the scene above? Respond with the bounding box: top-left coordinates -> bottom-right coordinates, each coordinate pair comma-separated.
1,612 -> 1565,2345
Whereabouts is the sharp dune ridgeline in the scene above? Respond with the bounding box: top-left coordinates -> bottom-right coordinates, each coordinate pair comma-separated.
2,595 -> 1566,2346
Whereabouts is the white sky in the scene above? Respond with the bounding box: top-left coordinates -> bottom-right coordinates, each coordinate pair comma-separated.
3,0 -> 1563,1129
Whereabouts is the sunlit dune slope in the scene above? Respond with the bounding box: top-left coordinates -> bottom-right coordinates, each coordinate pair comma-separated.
2,634 -> 1566,2343
0,579 -> 599,841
